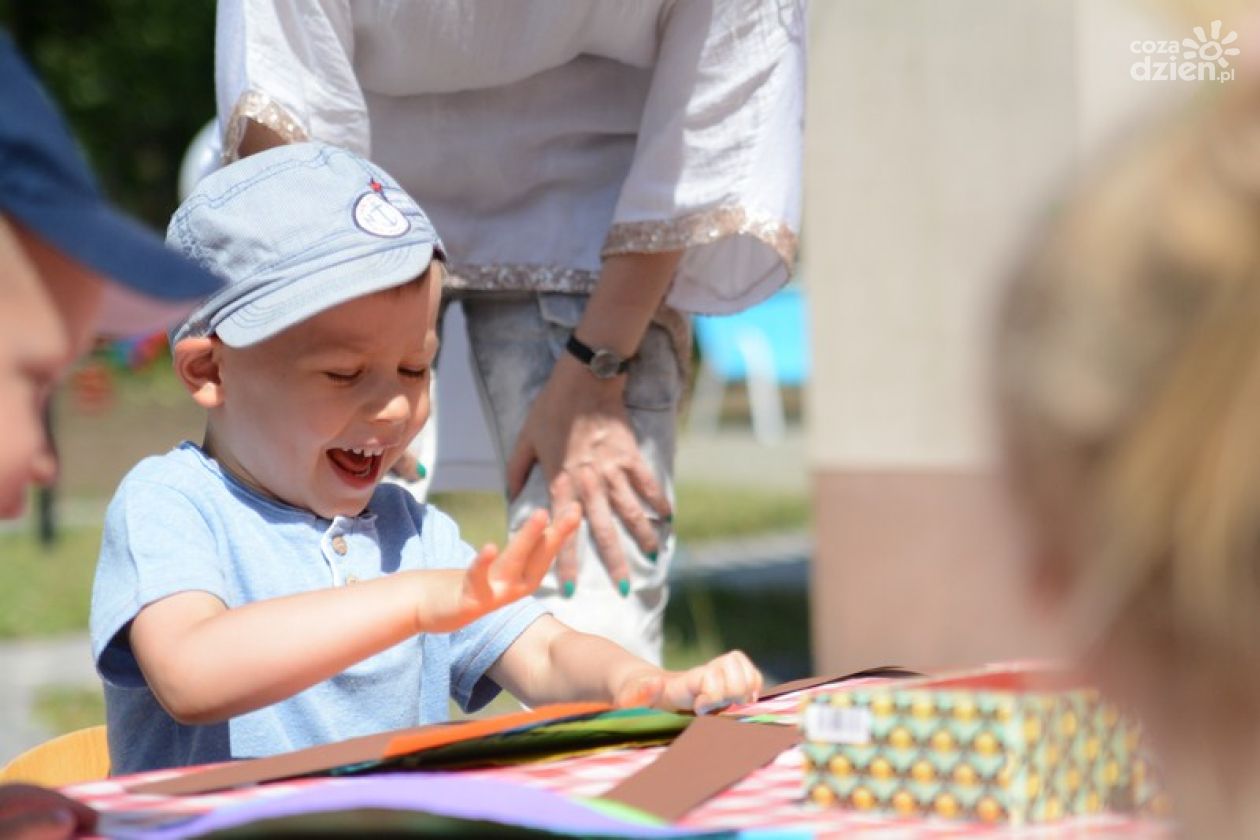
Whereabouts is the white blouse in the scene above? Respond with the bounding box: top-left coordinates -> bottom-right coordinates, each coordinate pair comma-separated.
216,0 -> 802,315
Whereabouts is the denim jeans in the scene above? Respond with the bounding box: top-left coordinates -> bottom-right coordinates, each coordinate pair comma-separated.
460,293 -> 681,664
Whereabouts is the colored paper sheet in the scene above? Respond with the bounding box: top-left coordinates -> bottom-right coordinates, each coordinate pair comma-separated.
603,717 -> 801,822
361,708 -> 691,773
113,774 -> 726,839
130,702 -> 611,797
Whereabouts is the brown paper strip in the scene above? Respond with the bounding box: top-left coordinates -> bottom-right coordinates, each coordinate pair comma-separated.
757,666 -> 922,701
130,702 -> 610,796
602,717 -> 800,822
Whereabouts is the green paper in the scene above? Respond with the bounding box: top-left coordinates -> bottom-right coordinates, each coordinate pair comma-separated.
337,709 -> 693,774
740,714 -> 795,725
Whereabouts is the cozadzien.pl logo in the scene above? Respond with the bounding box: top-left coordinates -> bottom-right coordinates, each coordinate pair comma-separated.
1131,19 -> 1240,83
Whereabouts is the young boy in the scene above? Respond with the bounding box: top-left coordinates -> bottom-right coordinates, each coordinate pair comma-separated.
90,143 -> 761,775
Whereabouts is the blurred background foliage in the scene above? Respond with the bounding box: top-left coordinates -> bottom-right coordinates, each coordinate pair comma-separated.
1,0 -> 216,227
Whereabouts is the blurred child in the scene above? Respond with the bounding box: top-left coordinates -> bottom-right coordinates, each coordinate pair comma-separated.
90,143 -> 761,775
0,33 -> 221,837
995,85 -> 1260,836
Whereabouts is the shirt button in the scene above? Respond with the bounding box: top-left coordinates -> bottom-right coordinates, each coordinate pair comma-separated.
345,574 -> 360,585
331,535 -> 348,555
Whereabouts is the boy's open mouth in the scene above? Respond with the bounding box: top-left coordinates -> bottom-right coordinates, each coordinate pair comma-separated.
326,446 -> 384,486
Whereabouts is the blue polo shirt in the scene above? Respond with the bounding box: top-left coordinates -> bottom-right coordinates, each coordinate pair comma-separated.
90,442 -> 544,775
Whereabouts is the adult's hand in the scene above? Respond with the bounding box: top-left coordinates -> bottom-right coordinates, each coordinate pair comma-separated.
387,448 -> 426,483
0,784 -> 97,839
505,352 -> 671,597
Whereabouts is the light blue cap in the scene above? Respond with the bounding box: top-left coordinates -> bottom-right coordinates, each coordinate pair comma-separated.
167,142 -> 444,347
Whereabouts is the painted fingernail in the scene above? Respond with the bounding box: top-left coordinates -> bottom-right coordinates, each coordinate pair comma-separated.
562,580 -> 576,599
647,550 -> 659,563
618,578 -> 631,597
697,702 -> 724,716
415,462 -> 428,480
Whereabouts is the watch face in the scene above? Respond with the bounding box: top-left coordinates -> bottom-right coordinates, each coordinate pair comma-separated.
590,349 -> 624,379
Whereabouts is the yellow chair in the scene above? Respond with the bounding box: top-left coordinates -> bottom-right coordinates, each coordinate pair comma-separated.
0,726 -> 110,787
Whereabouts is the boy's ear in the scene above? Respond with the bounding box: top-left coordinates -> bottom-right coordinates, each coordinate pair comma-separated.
173,337 -> 225,408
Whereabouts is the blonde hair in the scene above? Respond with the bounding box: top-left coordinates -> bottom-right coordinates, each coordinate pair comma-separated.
996,85 -> 1260,665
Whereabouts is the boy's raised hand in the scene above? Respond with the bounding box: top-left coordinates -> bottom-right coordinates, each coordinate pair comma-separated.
612,650 -> 763,715
418,506 -> 582,633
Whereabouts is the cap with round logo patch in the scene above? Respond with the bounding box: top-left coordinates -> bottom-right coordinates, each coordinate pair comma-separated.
168,142 -> 444,348
353,180 -> 411,238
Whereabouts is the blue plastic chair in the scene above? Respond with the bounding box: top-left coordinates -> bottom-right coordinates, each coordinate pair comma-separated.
691,285 -> 809,444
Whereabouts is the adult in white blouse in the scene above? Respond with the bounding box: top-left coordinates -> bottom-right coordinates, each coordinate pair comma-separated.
215,0 -> 803,664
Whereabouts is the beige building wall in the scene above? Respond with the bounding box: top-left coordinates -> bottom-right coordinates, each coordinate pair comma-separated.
806,0 -> 1210,672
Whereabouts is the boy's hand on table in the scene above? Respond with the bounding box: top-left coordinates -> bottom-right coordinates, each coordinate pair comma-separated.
612,650 -> 763,715
417,506 -> 582,633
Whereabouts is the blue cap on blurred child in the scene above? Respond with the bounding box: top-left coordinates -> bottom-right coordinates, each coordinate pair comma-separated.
167,142 -> 445,348
0,33 -> 222,335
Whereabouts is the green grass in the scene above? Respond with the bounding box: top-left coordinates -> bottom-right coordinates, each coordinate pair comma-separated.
428,491 -> 509,551
33,685 -> 105,733
434,481 -> 809,550
673,482 -> 810,543
0,526 -> 100,639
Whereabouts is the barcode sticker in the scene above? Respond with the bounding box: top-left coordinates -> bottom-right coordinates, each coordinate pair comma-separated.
803,704 -> 873,744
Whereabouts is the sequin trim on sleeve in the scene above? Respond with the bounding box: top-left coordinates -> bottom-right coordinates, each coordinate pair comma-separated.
222,90 -> 310,163
601,206 -> 798,269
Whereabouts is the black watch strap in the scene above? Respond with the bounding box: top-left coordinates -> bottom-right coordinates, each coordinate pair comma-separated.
565,334 -> 632,379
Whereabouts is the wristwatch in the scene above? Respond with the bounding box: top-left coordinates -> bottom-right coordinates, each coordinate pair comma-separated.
565,334 -> 632,379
